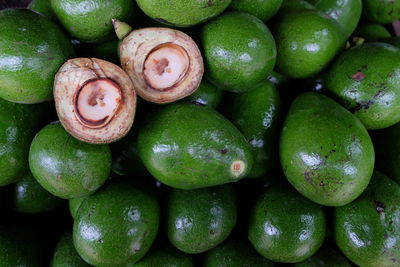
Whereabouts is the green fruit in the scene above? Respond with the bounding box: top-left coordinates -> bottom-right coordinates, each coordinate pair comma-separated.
166,185 -> 237,254
51,0 -> 136,43
362,0 -> 400,24
354,23 -> 392,40
279,0 -> 316,12
292,245 -> 351,266
273,9 -> 344,79
374,123 -> 400,184
248,183 -> 326,263
73,180 -> 160,266
280,93 -> 375,206
138,103 -> 253,189
203,238 -> 274,267
182,80 -> 223,109
11,172 -> 62,214
0,98 -> 44,186
29,123 -> 111,199
136,0 -> 232,27
0,9 -> 74,104
306,0 -> 362,38
69,196 -> 88,219
326,43 -> 400,129
229,0 -> 283,22
134,241 -> 193,267
224,81 -> 281,178
201,12 -> 276,92
51,232 -> 90,267
28,0 -> 58,21
334,171 -> 400,266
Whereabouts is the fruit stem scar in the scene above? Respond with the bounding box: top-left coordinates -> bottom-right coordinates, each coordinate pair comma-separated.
143,43 -> 190,91
75,78 -> 122,129
230,160 -> 246,177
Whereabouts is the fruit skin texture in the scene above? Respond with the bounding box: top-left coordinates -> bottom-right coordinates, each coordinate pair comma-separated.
134,241 -> 194,267
306,0 -> 362,38
248,183 -> 326,263
29,123 -> 111,199
12,172 -> 62,214
326,43 -> 400,130
362,0 -> 400,24
0,98 -> 44,186
201,12 -> 276,92
183,80 -> 223,109
136,0 -> 232,27
138,103 -> 253,189
374,123 -> 400,184
273,9 -> 344,79
354,23 -> 391,40
166,185 -> 237,254
51,232 -> 90,267
229,0 -> 283,22
69,196 -> 88,219
0,9 -> 74,103
203,238 -> 274,267
224,81 -> 281,178
51,0 -> 136,43
292,245 -> 351,267
280,92 -> 375,206
28,0 -> 58,21
334,171 -> 400,266
73,180 -> 160,266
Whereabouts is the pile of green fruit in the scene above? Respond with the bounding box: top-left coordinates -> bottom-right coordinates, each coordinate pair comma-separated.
1,0 -> 400,266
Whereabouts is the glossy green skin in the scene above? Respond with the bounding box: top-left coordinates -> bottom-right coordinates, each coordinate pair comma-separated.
292,245 -> 351,267
201,12 -> 276,92
224,82 -> 281,178
69,196 -> 88,219
0,98 -> 43,186
273,10 -> 343,79
73,181 -> 160,266
29,123 -> 111,199
203,238 -> 274,267
166,185 -> 237,254
326,43 -> 400,129
12,172 -> 62,214
279,0 -> 316,12
134,242 -> 193,267
138,103 -> 253,189
51,0 -> 136,43
29,0 -> 58,21
363,0 -> 400,24
136,0 -> 231,27
248,183 -> 326,263
182,80 -> 223,109
306,0 -> 362,38
280,93 -> 375,206
0,9 -> 74,104
334,171 -> 400,266
354,23 -> 391,40
229,0 -> 283,22
51,232 -> 90,267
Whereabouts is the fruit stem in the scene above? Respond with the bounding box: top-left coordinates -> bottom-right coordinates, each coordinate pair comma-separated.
112,19 -> 132,40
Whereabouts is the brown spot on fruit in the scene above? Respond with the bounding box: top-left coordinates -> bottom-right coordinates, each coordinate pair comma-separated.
352,72 -> 365,81
374,200 -> 385,214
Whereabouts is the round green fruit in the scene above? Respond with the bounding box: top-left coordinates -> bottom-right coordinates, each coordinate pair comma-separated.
292,245 -> 351,267
362,0 -> 400,24
229,0 -> 283,22
51,232 -> 90,267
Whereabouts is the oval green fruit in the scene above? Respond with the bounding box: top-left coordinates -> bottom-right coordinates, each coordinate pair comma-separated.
29,123 -> 111,199
354,23 -> 392,40
280,92 -> 375,206
0,98 -> 44,186
138,103 -> 253,189
273,9 -> 344,79
362,0 -> 400,24
11,172 -> 62,214
51,232 -> 90,267
229,0 -> 283,22
201,12 -> 276,92
166,184 -> 237,254
203,238 -> 274,267
292,245 -> 351,267
248,183 -> 326,263
224,81 -> 281,178
182,80 -> 223,109
51,0 -> 136,43
326,43 -> 400,129
28,0 -> 57,21
334,171 -> 400,266
0,9 -> 74,103
136,0 -> 231,27
73,180 -> 160,266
